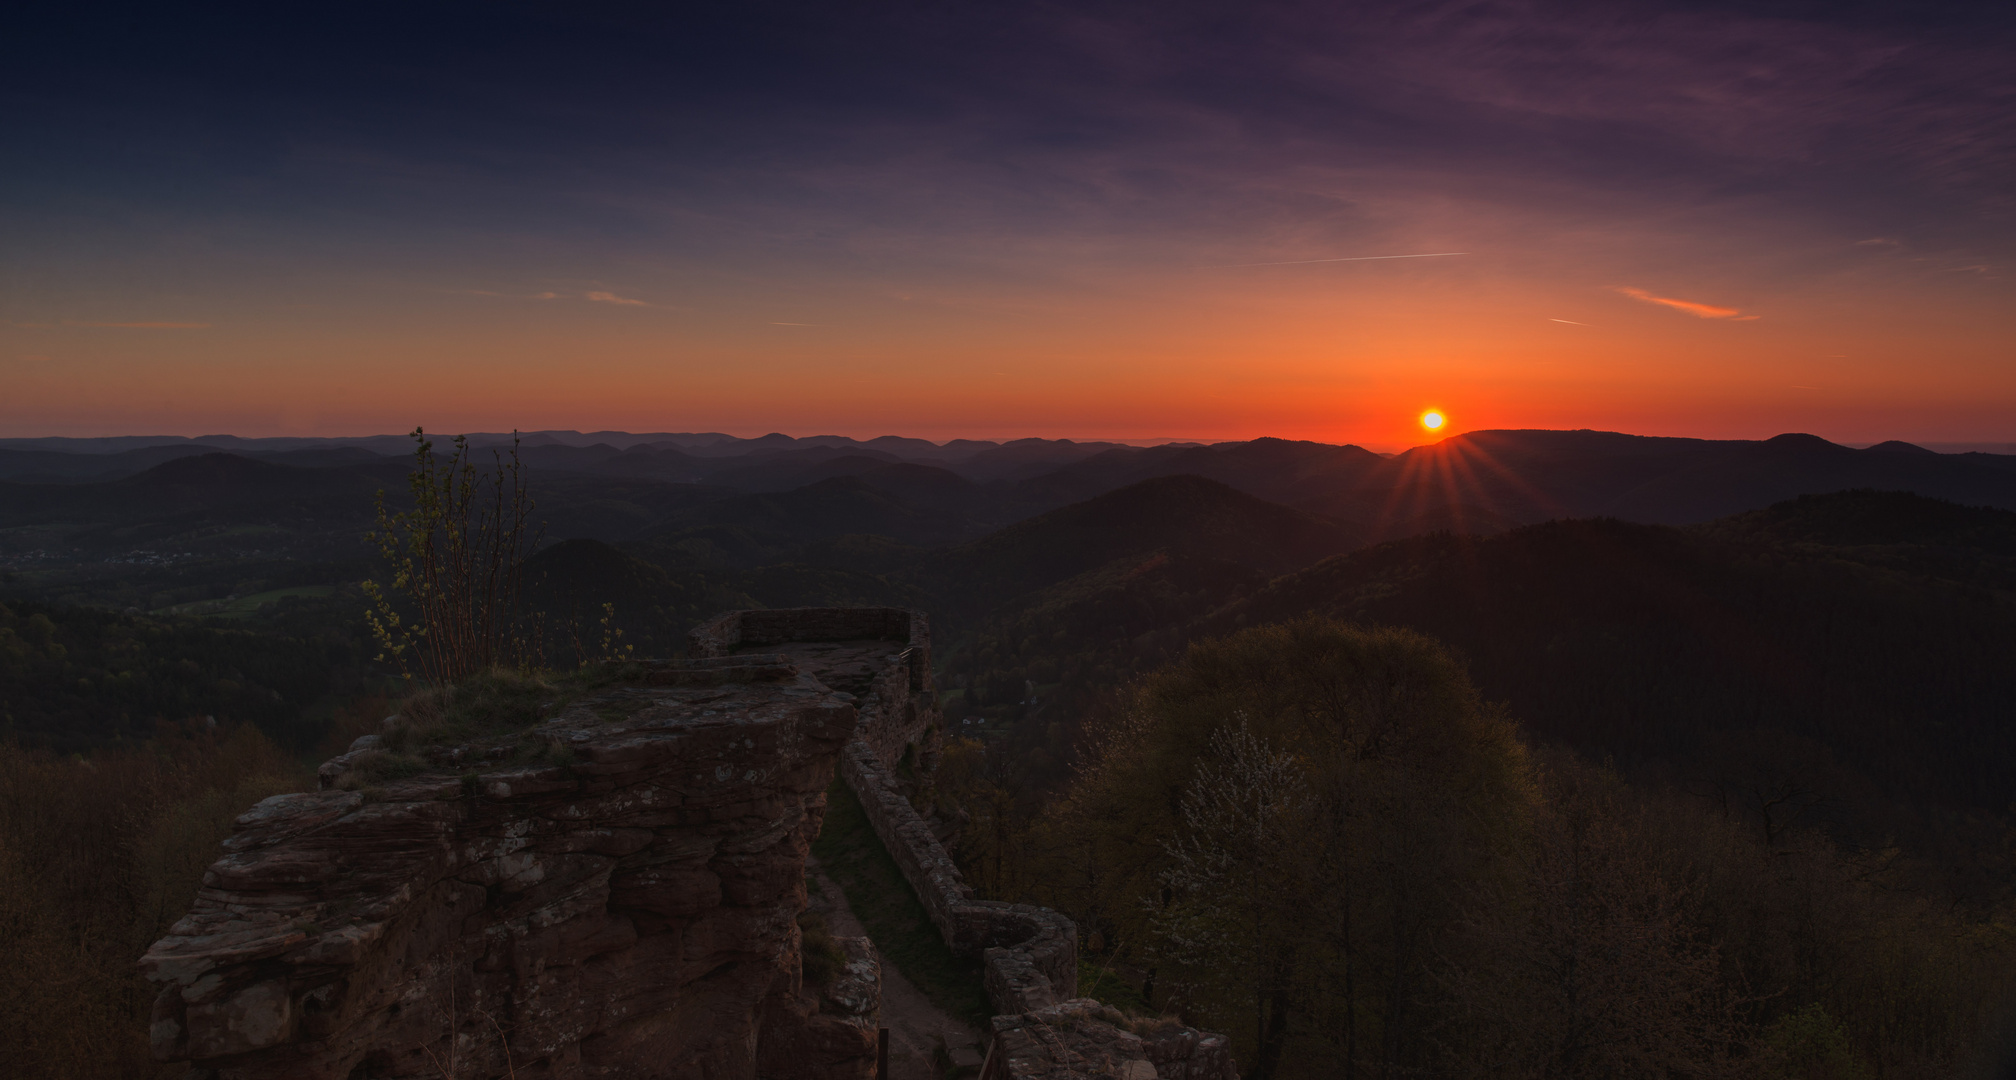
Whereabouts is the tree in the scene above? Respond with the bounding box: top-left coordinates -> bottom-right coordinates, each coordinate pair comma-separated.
1037,617 -> 1534,1075
1440,757 -> 1742,1079
1155,722 -> 1312,1078
363,429 -> 540,683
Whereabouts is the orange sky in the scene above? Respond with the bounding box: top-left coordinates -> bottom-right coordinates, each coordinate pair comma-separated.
6,244 -> 2007,448
4,4 -> 2011,447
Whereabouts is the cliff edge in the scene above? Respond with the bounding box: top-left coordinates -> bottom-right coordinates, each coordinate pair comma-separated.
141,655 -> 878,1080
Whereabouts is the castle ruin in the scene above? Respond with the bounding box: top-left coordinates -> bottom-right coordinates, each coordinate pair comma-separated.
142,608 -> 1234,1079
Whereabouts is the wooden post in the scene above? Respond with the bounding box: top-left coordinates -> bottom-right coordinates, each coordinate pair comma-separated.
877,1027 -> 889,1080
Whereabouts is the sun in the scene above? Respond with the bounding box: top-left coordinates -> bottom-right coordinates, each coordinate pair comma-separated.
1420,409 -> 1446,431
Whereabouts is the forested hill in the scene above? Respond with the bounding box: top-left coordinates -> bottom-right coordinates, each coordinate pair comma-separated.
0,600 -> 360,751
8,431 -> 2016,551
1701,488 -> 2016,591
1235,513 -> 2007,777
940,491 -> 2016,868
928,474 -> 1363,619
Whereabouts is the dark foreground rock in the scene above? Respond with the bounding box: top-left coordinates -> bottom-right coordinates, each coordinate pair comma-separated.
145,605 -> 1238,1080
141,657 -> 878,1080
980,1000 -> 1237,1080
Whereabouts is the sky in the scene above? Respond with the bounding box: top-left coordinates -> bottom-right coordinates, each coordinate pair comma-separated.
3,1 -> 2012,448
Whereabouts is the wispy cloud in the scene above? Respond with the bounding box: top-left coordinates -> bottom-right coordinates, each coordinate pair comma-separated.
1614,287 -> 1757,320
448,289 -> 562,300
63,320 -> 211,329
769,321 -> 825,326
1855,237 -> 1901,247
584,291 -> 648,306
1549,318 -> 1588,325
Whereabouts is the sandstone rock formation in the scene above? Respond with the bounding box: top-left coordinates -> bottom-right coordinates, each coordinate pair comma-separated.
145,607 -> 1235,1080
142,655 -> 879,1080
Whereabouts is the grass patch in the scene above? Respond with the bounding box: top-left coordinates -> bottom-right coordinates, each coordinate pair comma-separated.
379,669 -> 558,753
799,909 -> 847,989
332,668 -> 608,786
813,778 -> 990,1027
155,584 -> 336,619
1077,956 -> 1150,1014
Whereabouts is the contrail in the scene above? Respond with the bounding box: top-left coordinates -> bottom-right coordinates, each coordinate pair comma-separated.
1207,252 -> 1470,268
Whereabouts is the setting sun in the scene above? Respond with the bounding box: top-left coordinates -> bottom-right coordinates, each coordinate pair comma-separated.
1420,410 -> 1446,431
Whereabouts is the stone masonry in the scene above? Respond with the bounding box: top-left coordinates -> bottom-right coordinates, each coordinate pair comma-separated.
981,1001 -> 1237,1080
687,607 -> 935,773
688,609 -> 1237,1080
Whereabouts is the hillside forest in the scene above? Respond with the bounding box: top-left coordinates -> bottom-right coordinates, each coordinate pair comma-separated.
2,429 -> 2015,1078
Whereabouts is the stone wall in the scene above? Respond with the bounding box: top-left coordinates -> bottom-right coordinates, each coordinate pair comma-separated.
838,740 -> 1078,1013
843,737 -> 1235,1079
141,658 -> 880,1080
687,610 -> 1079,1010
689,608 -> 924,661
691,608 -> 1236,1078
688,608 -> 935,772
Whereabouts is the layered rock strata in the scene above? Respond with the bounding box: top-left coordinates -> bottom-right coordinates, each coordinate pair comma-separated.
141,656 -> 879,1080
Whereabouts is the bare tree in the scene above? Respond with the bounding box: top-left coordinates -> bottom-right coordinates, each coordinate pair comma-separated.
1442,762 -> 1744,1080
1154,721 -> 1313,1080
363,428 -> 541,684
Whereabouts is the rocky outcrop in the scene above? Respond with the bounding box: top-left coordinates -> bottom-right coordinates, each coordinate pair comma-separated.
141,656 -> 879,1080
143,607 -> 1236,1080
979,1000 -> 1237,1080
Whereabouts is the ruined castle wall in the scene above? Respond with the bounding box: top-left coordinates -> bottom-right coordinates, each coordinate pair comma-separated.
838,739 -> 975,942
689,608 -> 935,771
141,605 -> 1231,1080
837,740 -> 1078,1014
844,738 -> 1235,1078
687,609 -> 1235,1079
141,660 -> 880,1080
688,609 -> 900,653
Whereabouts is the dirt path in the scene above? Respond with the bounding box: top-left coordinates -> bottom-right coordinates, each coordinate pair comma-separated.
808,858 -> 987,1079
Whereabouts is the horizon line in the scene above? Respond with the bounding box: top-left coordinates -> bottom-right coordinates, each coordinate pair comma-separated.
0,429 -> 2010,455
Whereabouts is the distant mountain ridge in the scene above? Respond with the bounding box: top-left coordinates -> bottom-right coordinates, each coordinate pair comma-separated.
6,430 -> 2013,529
5,429 -> 2016,574
942,474 -> 1361,602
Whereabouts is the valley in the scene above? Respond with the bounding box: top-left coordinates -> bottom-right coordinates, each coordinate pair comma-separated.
4,428 -> 2016,1077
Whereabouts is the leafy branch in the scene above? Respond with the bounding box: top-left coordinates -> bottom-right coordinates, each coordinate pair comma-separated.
363,428 -> 543,684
